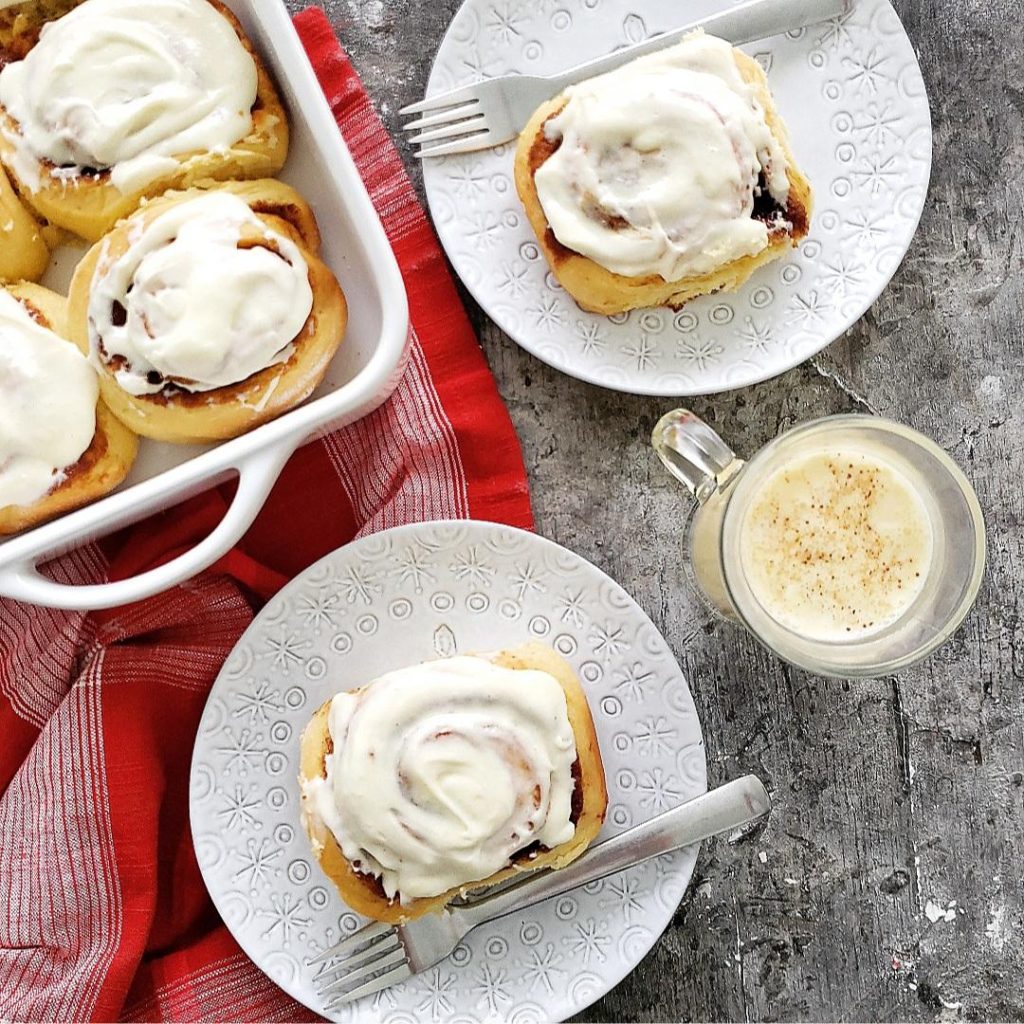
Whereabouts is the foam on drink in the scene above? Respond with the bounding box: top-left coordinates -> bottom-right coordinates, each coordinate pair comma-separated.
738,448 -> 933,642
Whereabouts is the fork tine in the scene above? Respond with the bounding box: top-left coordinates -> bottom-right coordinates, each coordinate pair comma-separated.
408,116 -> 489,147
324,962 -> 414,1011
305,920 -> 393,967
314,934 -> 402,989
399,84 -> 481,118
402,101 -> 480,133
319,947 -> 409,1002
414,132 -> 495,159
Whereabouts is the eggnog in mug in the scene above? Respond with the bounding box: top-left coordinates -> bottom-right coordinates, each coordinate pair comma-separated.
737,447 -> 934,642
654,411 -> 986,677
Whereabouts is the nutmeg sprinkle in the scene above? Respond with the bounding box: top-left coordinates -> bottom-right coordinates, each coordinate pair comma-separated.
738,448 -> 934,642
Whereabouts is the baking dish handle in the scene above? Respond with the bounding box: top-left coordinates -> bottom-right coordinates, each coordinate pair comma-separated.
0,445 -> 295,611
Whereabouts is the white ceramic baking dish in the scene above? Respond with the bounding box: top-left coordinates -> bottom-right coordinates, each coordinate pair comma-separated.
0,0 -> 410,611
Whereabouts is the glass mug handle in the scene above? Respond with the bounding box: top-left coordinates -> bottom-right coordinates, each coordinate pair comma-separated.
651,409 -> 745,503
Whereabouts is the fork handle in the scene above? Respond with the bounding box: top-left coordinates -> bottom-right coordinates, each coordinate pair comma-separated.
549,0 -> 850,91
460,774 -> 770,928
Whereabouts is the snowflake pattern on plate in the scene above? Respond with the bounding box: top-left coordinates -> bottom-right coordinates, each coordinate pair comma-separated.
191,521 -> 706,1022
422,0 -> 931,395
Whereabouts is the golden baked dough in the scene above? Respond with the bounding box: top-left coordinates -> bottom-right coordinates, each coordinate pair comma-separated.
0,163 -> 48,282
0,0 -> 84,60
299,643 -> 609,924
514,48 -> 812,315
66,179 -> 347,444
0,0 -> 289,242
0,283 -> 138,535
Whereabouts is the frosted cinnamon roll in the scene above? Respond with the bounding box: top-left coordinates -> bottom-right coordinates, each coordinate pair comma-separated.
0,282 -> 138,534
0,0 -> 288,242
66,180 -> 347,443
299,644 -> 608,923
514,31 -> 812,315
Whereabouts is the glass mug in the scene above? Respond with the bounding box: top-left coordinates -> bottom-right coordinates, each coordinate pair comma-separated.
652,410 -> 986,677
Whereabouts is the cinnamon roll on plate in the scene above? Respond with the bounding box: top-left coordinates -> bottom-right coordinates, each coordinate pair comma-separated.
0,0 -> 288,242
67,180 -> 348,444
0,163 -> 48,282
514,31 -> 812,315
299,643 -> 608,923
0,282 -> 138,534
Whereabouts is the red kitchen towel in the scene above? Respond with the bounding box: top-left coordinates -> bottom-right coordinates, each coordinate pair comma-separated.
0,8 -> 532,1021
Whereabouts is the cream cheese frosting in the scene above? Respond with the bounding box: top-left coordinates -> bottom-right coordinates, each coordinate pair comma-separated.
0,0 -> 258,194
88,192 -> 314,395
0,291 -> 98,508
303,656 -> 579,903
533,31 -> 791,282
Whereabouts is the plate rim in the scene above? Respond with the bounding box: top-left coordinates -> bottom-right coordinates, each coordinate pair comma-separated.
421,0 -> 934,397
189,518 -> 708,1021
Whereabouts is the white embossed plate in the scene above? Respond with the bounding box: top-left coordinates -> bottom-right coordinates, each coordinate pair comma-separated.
190,521 -> 707,1021
421,0 -> 931,395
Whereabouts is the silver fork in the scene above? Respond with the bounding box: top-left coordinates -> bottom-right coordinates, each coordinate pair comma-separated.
307,774 -> 770,1011
400,0 -> 850,158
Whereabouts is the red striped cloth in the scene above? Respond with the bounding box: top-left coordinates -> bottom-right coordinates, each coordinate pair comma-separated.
0,8 -> 532,1020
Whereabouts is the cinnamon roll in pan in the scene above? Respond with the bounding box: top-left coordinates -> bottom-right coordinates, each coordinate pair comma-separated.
299,643 -> 608,923
67,180 -> 347,444
0,283 -> 138,534
0,163 -> 48,282
514,34 -> 812,315
0,0 -> 289,242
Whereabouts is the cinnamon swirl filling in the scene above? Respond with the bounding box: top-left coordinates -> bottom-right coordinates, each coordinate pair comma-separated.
303,656 -> 580,903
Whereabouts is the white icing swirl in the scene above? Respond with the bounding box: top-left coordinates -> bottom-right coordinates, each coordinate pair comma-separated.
88,192 -> 314,395
304,656 -> 579,903
0,291 -> 98,508
534,31 -> 791,281
0,0 -> 258,194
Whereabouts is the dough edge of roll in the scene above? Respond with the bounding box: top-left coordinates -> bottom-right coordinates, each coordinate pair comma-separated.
513,47 -> 814,316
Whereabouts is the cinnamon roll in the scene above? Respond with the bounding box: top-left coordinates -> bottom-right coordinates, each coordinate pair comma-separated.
0,162 -> 48,282
0,282 -> 138,534
514,31 -> 812,315
0,0 -> 288,242
299,643 -> 608,923
66,180 -> 347,444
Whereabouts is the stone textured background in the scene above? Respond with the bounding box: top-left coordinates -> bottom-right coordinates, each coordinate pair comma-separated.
295,1 -> 1023,1019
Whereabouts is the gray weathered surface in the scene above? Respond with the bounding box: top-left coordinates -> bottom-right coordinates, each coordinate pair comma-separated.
300,1 -> 1024,1019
